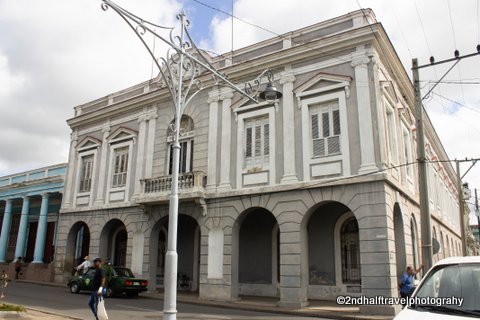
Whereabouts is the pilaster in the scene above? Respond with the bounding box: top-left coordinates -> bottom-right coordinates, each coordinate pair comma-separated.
94,123 -> 110,205
134,114 -> 148,195
218,88 -> 234,191
206,89 -> 221,191
279,70 -> 298,184
352,54 -> 378,174
63,130 -> 78,207
144,107 -> 158,179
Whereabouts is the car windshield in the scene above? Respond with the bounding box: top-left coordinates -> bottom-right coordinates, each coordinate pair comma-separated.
413,263 -> 480,314
113,267 -> 134,278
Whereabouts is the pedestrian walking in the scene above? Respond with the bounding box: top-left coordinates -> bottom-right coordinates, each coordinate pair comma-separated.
14,257 -> 23,280
399,264 -> 424,305
76,256 -> 92,275
88,258 -> 105,320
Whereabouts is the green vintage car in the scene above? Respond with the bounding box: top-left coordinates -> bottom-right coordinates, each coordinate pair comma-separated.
67,267 -> 148,297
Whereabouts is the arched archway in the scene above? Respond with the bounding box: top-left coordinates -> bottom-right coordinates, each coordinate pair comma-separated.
432,226 -> 439,262
149,214 -> 200,293
410,217 -> 419,269
340,217 -> 361,284
393,203 -> 406,279
302,201 -> 360,300
100,219 -> 127,266
450,238 -> 455,256
65,221 -> 90,272
440,231 -> 445,258
232,207 -> 279,298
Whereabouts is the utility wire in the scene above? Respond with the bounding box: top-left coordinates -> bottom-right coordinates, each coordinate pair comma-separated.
413,0 -> 434,57
190,0 -> 365,69
432,91 -> 480,115
1,159 -> 476,210
388,1 -> 413,60
478,0 -> 480,44
422,80 -> 480,85
446,0 -> 467,104
411,0 -> 442,95
447,0 -> 458,49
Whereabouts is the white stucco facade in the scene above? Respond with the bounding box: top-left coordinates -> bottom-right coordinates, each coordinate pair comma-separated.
54,9 -> 464,316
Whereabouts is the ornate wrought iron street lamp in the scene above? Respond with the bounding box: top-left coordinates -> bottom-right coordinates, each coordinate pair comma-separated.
100,2 -> 282,319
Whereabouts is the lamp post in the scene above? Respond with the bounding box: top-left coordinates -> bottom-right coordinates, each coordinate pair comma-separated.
100,2 -> 282,319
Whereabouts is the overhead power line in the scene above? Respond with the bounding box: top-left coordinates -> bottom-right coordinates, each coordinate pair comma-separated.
432,91 -> 480,115
190,0 -> 359,69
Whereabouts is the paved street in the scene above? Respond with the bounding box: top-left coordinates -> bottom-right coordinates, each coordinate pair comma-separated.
2,282 -> 325,320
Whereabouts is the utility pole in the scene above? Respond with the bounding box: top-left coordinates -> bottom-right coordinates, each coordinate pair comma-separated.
412,58 -> 433,270
411,50 -> 480,266
456,161 -> 468,255
476,189 -> 480,245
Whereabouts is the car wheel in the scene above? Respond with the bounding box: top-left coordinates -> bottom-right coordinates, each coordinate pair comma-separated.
106,288 -> 113,298
126,292 -> 138,298
70,283 -> 80,294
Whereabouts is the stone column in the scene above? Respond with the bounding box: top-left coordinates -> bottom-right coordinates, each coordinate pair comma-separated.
33,193 -> 49,263
280,70 -> 298,184
144,108 -> 158,179
278,230 -> 308,308
95,124 -> 110,205
63,131 -> 78,207
218,88 -> 234,191
354,195 -> 400,316
131,232 -> 145,276
134,114 -> 148,195
206,89 -> 220,190
352,54 -> 378,174
0,199 -> 13,262
14,196 -> 30,259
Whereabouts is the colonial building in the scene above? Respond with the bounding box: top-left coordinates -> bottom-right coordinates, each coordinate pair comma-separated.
55,9 -> 463,315
0,164 -> 66,281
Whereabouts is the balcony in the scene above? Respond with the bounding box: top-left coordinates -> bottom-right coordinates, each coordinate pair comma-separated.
137,171 -> 207,204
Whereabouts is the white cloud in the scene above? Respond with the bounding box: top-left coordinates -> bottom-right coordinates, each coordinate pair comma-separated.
0,53 -> 25,99
0,0 -> 181,175
201,0 -> 480,194
1,0 -> 480,204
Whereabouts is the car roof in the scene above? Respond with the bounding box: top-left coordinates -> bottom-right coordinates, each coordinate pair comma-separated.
434,256 -> 480,266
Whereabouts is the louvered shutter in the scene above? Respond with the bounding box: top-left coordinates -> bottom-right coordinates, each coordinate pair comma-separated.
264,123 -> 270,156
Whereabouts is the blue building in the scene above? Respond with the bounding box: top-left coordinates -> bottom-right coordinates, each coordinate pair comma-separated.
0,164 -> 66,281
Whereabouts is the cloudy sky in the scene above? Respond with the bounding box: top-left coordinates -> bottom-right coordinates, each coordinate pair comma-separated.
1,0 -> 480,216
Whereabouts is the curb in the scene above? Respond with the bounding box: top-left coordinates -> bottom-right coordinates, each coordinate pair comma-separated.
24,307 -> 83,320
142,294 -> 393,320
15,280 -> 65,289
15,281 -> 393,320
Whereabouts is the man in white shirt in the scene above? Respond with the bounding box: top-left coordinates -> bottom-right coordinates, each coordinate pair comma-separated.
76,256 -> 92,274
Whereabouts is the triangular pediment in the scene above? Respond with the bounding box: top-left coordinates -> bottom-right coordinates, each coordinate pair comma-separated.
76,136 -> 101,151
381,81 -> 399,104
107,127 -> 137,142
230,97 -> 273,114
294,72 -> 352,96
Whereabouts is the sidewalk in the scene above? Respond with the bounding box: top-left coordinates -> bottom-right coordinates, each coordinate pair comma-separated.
142,291 -> 395,320
0,308 -> 81,320
17,280 -> 394,320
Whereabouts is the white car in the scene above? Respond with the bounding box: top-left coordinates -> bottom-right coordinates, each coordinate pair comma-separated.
394,256 -> 480,319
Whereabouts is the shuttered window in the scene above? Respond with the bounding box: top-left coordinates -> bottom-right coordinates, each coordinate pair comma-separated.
386,105 -> 398,163
245,116 -> 269,168
168,139 -> 194,174
310,101 -> 341,157
112,147 -> 129,188
79,155 -> 94,192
